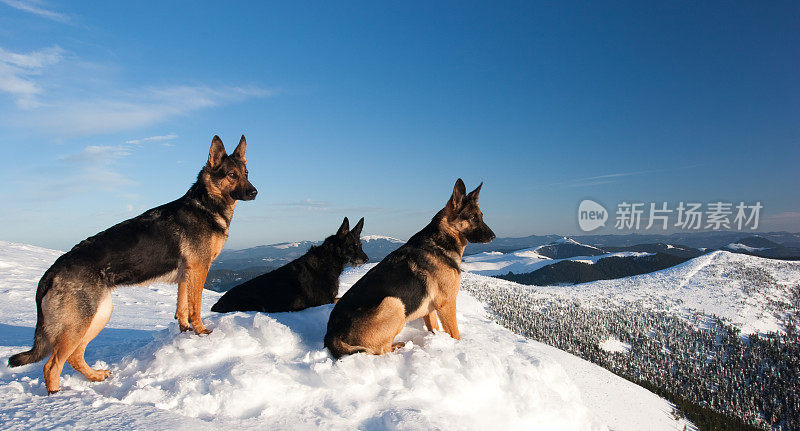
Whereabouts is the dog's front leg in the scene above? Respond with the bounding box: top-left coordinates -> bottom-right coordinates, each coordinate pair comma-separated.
186,265 -> 212,335
423,311 -> 440,332
435,301 -> 460,340
175,280 -> 191,332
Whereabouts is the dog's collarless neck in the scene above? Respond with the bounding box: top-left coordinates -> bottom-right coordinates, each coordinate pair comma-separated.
306,243 -> 349,272
185,184 -> 234,231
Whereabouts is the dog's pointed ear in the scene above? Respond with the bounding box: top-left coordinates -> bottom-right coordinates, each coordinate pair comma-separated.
446,178 -> 466,216
351,217 -> 364,237
466,182 -> 483,203
337,217 -> 350,237
208,135 -> 227,169
232,135 -> 247,164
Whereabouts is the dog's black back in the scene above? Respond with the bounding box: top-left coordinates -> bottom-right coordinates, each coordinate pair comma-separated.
48,183 -> 224,290
211,217 -> 367,313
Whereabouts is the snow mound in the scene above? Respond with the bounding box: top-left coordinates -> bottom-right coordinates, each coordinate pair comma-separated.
461,248 -> 650,277
553,237 -> 580,245
338,262 -> 377,292
725,243 -> 766,252
461,248 -> 551,275
52,296 -> 600,430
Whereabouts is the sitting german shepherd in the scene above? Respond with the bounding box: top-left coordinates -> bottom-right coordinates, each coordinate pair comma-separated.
325,179 -> 494,358
8,135 -> 257,393
210,217 -> 368,313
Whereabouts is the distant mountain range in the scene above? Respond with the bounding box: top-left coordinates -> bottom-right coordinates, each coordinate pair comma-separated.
205,231 -> 800,291
463,231 -> 800,255
532,237 -> 606,259
721,236 -> 800,259
603,243 -> 704,259
497,252 -> 691,286
477,234 -> 799,286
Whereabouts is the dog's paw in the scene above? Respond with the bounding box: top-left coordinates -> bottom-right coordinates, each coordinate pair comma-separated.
193,327 -> 212,336
178,323 -> 192,332
86,369 -> 111,382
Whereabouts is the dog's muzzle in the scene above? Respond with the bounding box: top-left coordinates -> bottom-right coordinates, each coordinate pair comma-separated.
468,224 -> 496,244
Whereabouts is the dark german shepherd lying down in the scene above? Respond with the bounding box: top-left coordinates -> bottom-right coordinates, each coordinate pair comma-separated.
8,135 -> 257,393
325,179 -> 494,358
211,217 -> 368,313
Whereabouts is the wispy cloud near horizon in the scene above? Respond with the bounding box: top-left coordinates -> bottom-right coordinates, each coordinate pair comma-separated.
532,165 -> 704,189
267,198 -> 331,211
6,84 -> 276,136
0,40 -> 276,136
12,144 -> 139,202
0,0 -> 70,23
125,134 -> 179,146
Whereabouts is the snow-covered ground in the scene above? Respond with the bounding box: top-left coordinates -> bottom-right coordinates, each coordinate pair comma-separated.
0,241 -> 693,430
460,242 -> 800,336
725,242 -> 767,253
516,250 -> 800,335
461,248 -> 650,276
598,338 -> 632,354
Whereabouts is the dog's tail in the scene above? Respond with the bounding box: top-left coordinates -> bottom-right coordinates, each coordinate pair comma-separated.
8,278 -> 52,367
324,332 -> 369,359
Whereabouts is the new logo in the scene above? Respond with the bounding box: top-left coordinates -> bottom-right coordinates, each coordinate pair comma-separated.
578,199 -> 608,232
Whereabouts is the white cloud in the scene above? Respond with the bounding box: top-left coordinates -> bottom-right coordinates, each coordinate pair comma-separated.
58,144 -> 132,164
0,45 -> 64,68
0,0 -> 70,23
0,45 -> 63,108
269,198 -> 331,210
0,43 -> 275,135
532,164 -> 704,189
51,144 -> 137,192
20,84 -> 274,135
125,134 -> 179,145
23,139 -> 176,201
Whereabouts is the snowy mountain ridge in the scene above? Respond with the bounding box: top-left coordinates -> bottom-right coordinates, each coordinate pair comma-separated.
461,247 -> 651,277
463,247 -> 800,336
529,250 -> 800,335
360,235 -> 405,243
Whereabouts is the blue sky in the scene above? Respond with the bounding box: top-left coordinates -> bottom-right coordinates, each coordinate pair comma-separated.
0,1 -> 797,250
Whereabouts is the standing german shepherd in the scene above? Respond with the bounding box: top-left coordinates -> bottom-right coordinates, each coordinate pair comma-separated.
8,135 -> 257,393
210,217 -> 368,313
324,179 -> 494,358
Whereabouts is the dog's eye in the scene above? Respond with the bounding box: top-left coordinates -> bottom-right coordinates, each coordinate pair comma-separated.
244,169 -> 249,176
228,172 -> 238,179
